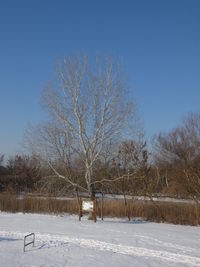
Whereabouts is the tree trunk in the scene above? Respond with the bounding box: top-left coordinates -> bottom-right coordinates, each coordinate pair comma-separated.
86,167 -> 95,220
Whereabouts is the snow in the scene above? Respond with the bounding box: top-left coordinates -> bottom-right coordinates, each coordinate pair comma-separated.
19,193 -> 199,204
0,212 -> 200,266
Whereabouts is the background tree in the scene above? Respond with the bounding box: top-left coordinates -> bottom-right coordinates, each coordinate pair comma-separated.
153,112 -> 200,201
26,55 -> 139,199
6,155 -> 41,193
111,137 -> 149,220
0,154 -> 4,166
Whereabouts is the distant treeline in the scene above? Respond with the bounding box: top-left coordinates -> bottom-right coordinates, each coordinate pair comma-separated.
0,112 -> 200,202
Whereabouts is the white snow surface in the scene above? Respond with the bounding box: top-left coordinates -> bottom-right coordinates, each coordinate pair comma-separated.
0,212 -> 200,267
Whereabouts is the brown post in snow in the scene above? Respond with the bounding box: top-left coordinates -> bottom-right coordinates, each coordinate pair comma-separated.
98,202 -> 101,219
94,198 -> 97,223
101,192 -> 104,221
79,198 -> 82,221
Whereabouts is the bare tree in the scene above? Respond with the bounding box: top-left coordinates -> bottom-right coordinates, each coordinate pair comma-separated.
113,138 -> 148,220
26,55 -> 138,199
153,113 -> 200,164
153,112 -> 200,202
0,154 -> 4,166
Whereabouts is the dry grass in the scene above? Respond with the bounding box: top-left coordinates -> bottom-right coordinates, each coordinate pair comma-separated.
99,199 -> 200,225
0,194 -> 199,225
0,194 -> 78,215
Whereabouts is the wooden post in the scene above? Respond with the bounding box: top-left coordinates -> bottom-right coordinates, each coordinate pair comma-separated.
98,201 -> 101,218
81,198 -> 83,217
101,192 -> 104,221
79,198 -> 82,221
94,198 -> 97,223
127,200 -> 130,221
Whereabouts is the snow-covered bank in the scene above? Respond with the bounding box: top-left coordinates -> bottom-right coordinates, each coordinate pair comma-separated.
0,212 -> 200,266
18,193 -> 199,204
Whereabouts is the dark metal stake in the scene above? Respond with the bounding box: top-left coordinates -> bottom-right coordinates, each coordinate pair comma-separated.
24,233 -> 35,252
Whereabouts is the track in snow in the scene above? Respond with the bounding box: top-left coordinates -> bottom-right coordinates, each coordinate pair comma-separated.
1,230 -> 200,267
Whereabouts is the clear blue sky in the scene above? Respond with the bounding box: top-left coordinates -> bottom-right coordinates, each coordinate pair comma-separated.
0,0 -> 200,156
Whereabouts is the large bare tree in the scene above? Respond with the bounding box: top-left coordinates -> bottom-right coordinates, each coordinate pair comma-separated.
26,55 -> 138,198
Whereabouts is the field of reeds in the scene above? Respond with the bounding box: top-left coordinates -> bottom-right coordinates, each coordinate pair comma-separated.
0,193 -> 199,226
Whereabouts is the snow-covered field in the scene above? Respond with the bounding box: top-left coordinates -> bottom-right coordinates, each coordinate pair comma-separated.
0,212 -> 200,267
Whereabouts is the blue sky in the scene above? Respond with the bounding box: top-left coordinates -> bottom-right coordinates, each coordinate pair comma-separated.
0,0 -> 200,156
